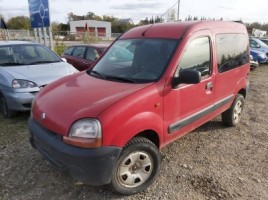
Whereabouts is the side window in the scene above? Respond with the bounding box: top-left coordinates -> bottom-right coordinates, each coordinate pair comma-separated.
85,47 -> 100,60
72,46 -> 86,58
177,37 -> 211,77
249,39 -> 259,48
64,47 -> 74,55
216,34 -> 248,73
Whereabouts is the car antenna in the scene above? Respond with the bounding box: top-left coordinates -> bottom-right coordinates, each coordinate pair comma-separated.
142,24 -> 153,37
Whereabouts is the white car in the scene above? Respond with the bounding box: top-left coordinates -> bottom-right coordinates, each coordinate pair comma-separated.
0,40 -> 78,118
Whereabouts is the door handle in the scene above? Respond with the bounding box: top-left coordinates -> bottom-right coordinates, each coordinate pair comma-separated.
83,62 -> 88,64
206,82 -> 213,90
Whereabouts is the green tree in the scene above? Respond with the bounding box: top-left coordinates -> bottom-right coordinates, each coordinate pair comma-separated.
86,12 -> 95,19
155,16 -> 163,23
168,9 -> 176,22
51,22 -> 59,32
103,15 -> 118,23
7,16 -> 30,30
139,17 -> 149,26
58,23 -> 69,31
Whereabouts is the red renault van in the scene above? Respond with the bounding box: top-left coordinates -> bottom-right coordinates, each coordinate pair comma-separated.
29,21 -> 250,195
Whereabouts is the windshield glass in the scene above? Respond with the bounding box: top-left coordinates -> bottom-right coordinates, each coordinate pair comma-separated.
89,38 -> 179,83
0,44 -> 62,66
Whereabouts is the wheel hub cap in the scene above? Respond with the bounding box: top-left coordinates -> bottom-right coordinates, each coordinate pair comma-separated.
117,151 -> 153,188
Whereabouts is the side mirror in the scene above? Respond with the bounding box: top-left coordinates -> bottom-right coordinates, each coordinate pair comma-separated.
172,69 -> 201,89
256,44 -> 261,48
61,57 -> 67,62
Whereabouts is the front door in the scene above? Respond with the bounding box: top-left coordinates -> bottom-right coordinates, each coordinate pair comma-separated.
164,31 -> 215,144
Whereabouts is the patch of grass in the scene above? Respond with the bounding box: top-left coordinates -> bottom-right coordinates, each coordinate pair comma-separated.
82,32 -> 100,44
54,40 -> 68,56
0,113 -> 29,146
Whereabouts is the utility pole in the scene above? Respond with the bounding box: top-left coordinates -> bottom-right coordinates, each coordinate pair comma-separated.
178,0 -> 181,21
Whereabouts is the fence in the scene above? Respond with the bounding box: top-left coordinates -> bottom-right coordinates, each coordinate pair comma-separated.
0,29 -> 120,43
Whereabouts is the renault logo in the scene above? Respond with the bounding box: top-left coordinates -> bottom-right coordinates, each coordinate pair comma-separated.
41,113 -> 46,120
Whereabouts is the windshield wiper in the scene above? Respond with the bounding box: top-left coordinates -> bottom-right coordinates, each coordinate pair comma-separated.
0,63 -> 27,66
90,70 -> 106,79
105,75 -> 137,83
90,70 -> 136,83
29,61 -> 60,65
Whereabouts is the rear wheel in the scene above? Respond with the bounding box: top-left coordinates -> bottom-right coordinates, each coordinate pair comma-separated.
0,94 -> 16,118
222,94 -> 244,126
111,137 -> 161,195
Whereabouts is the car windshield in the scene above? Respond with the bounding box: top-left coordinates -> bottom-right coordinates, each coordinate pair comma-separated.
89,39 -> 179,83
0,44 -> 62,66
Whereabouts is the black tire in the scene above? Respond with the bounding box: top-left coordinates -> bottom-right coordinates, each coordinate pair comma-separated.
111,137 -> 161,195
222,94 -> 245,126
0,94 -> 16,118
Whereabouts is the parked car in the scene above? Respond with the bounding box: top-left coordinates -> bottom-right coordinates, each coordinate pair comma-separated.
260,38 -> 268,46
0,41 -> 78,118
62,44 -> 109,71
29,21 -> 250,195
249,37 -> 268,56
250,49 -> 267,64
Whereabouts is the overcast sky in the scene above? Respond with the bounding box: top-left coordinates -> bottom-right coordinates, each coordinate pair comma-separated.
0,0 -> 268,24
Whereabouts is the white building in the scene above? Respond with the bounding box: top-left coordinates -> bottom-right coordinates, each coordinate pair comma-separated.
69,20 -> 111,38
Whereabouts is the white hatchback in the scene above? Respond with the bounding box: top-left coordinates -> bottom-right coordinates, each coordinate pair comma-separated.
0,40 -> 78,118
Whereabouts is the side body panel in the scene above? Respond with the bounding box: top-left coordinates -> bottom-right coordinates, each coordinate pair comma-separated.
162,30 -> 216,144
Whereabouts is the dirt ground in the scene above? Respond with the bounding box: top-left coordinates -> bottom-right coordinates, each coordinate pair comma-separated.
0,65 -> 267,200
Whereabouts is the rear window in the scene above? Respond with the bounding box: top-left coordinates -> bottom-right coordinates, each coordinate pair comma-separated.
216,34 -> 249,73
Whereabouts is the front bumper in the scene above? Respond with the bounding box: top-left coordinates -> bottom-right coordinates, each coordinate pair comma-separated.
3,90 -> 36,111
28,118 -> 122,185
250,60 -> 259,70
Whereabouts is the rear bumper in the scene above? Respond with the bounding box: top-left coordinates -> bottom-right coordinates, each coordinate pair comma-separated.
28,118 -> 122,185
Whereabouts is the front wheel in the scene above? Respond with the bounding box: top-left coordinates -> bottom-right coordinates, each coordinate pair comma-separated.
0,94 -> 16,118
111,137 -> 161,195
222,94 -> 245,126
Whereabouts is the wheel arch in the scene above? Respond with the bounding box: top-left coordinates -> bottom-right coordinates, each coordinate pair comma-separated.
133,130 -> 160,149
238,88 -> 247,98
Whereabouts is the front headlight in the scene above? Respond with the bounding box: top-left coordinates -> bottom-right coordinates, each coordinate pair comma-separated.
12,79 -> 38,89
63,119 -> 102,148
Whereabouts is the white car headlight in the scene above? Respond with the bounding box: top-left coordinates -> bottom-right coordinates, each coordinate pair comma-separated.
63,119 -> 102,148
12,79 -> 38,89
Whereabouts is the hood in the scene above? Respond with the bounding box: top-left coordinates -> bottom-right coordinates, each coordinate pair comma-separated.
3,62 -> 76,86
33,72 -> 152,135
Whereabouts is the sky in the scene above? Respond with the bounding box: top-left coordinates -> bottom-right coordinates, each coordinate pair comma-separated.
0,0 -> 268,24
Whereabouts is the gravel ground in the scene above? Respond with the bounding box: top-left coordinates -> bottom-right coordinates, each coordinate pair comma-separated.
0,65 -> 267,200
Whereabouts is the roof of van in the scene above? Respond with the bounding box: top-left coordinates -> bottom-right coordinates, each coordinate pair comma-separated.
120,20 -> 247,39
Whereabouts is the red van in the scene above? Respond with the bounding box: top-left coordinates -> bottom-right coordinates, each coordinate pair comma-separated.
29,21 -> 250,195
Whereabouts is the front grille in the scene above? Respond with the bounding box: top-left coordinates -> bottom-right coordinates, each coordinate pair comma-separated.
23,103 -> 32,108
29,91 -> 38,95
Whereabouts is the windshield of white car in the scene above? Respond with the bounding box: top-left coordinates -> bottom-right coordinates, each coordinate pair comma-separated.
89,38 -> 179,83
0,44 -> 62,66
